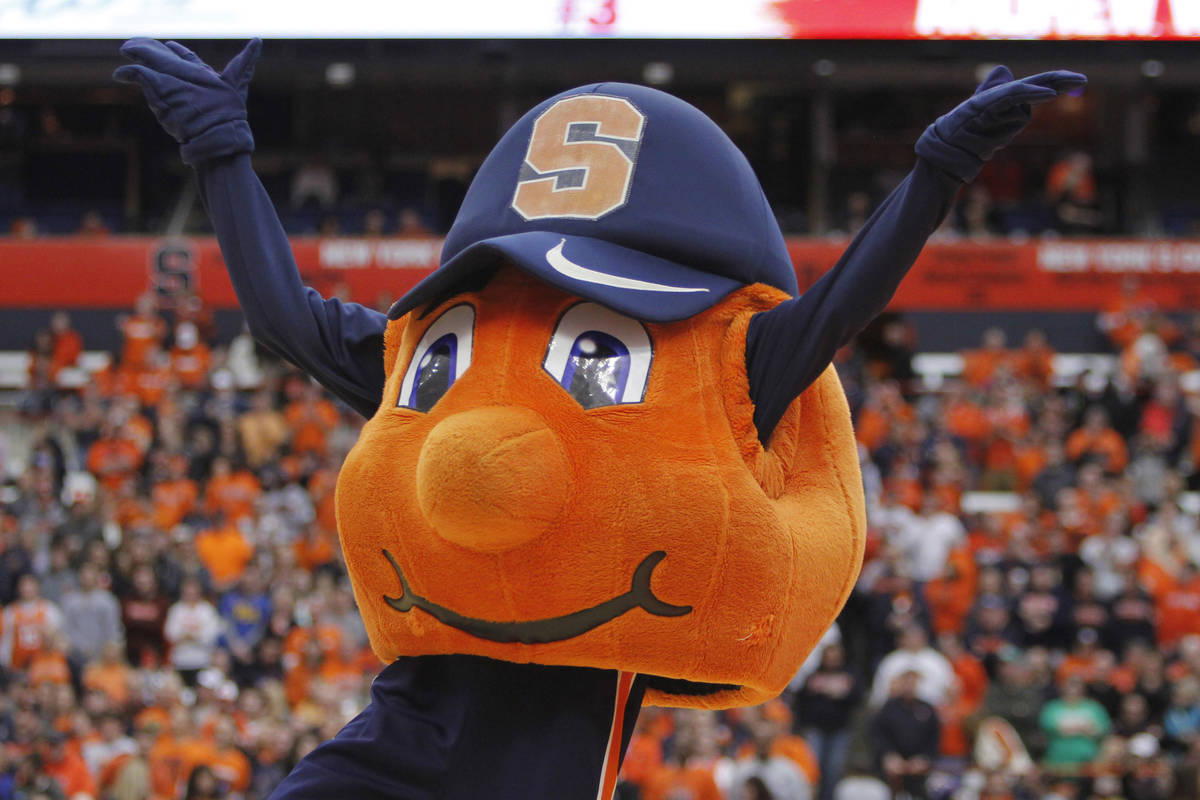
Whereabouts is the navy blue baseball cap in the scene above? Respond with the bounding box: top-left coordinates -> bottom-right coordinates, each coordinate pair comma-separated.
388,82 -> 797,323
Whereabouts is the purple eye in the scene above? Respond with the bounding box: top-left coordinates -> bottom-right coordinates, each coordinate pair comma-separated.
398,304 -> 474,412
543,303 -> 652,409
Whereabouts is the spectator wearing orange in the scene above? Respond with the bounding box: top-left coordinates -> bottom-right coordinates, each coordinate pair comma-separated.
125,346 -> 176,408
1,573 -> 64,671
112,397 -> 156,455
201,717 -> 252,794
283,618 -> 344,670
1153,561 -> 1200,648
944,382 -> 989,446
1073,463 -> 1122,525
294,523 -> 337,572
83,642 -> 135,709
169,321 -> 212,390
1013,431 -> 1048,492
1013,329 -> 1055,390
937,682 -> 972,761
1139,379 -> 1185,450
926,548 -> 978,636
855,381 -> 913,453
204,457 -> 261,522
961,328 -> 1013,389
85,420 -> 144,493
938,633 -> 987,712
1065,407 -> 1128,475
307,459 -> 341,534
194,512 -> 254,590
619,713 -> 665,794
318,638 -> 366,694
1097,285 -> 1172,348
167,711 -> 226,800
642,754 -> 722,800
48,310 -> 84,379
1045,150 -> 1101,234
284,380 -> 340,457
237,390 -> 290,468
284,637 -> 327,707
27,631 -> 72,688
118,293 -> 167,368
40,730 -> 99,799
151,453 -> 199,530
146,717 -> 186,800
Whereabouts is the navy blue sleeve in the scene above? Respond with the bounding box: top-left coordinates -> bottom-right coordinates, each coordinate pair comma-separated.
745,158 -> 961,443
195,154 -> 387,419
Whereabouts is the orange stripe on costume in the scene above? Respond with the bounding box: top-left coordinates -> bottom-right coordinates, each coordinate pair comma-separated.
596,671 -> 636,800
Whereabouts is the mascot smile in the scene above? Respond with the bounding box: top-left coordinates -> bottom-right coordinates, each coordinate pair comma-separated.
115,37 -> 1083,798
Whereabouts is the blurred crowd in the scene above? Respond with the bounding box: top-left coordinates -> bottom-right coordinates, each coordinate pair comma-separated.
6,288 -> 373,800
615,294 -> 1200,799
5,277 -> 1200,800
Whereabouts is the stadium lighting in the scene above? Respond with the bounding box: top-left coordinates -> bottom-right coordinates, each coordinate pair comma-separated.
642,62 -> 674,86
975,62 -> 1000,84
325,62 -> 356,87
812,59 -> 836,77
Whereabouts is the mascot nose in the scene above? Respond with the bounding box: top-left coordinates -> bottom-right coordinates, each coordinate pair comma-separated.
416,406 -> 573,552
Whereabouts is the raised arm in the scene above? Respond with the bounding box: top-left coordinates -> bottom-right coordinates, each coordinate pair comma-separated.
196,154 -> 387,418
746,67 -> 1085,444
115,39 -> 386,418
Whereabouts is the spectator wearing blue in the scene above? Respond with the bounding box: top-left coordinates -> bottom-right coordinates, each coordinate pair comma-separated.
219,566 -> 272,684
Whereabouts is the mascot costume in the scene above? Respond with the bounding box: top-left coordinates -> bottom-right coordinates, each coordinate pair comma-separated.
115,39 -> 1083,799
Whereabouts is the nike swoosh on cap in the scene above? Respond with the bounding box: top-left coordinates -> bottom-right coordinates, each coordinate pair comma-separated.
545,239 -> 710,294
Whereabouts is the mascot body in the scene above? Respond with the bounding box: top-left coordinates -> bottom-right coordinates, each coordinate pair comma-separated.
116,40 -> 1083,799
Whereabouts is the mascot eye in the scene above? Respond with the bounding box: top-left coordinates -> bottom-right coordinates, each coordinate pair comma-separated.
398,304 -> 475,412
543,302 -> 652,409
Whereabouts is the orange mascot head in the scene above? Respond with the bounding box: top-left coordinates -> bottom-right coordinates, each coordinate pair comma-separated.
336,83 -> 865,709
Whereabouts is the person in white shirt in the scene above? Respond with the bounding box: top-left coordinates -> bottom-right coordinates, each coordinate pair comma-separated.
869,625 -> 957,708
871,492 -> 966,584
729,706 -> 813,800
164,577 -> 221,685
1079,510 -> 1139,601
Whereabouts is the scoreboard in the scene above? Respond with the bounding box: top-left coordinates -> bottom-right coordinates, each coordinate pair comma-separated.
2,0 -> 1198,39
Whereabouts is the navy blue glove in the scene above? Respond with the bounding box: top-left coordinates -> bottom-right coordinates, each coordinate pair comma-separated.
114,38 -> 261,166
916,66 -> 1086,182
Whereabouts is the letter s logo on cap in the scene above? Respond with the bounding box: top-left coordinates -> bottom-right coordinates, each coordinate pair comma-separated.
511,95 -> 645,221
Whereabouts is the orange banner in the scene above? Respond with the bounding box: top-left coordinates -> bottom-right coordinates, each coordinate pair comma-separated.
3,237 -> 1200,312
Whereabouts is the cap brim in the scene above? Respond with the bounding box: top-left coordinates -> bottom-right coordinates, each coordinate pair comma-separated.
387,231 -> 743,323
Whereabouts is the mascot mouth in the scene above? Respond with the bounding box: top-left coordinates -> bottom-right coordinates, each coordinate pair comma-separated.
381,549 -> 692,644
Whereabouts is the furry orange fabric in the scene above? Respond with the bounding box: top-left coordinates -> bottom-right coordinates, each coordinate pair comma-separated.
336,266 -> 865,709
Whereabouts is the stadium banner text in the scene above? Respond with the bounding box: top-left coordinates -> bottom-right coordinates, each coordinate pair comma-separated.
4,238 -> 1200,312
1,0 -> 1197,39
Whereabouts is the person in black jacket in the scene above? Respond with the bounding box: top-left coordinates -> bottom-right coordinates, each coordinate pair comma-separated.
871,669 -> 940,800
791,642 -> 861,800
